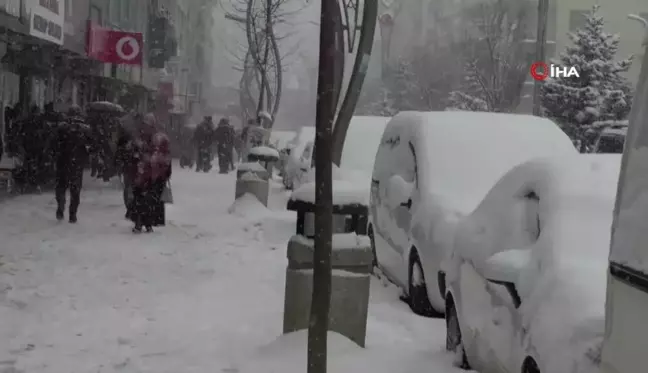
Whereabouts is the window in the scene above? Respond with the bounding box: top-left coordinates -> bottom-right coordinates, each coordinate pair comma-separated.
65,0 -> 73,18
524,191 -> 540,241
569,10 -> 588,32
396,141 -> 417,185
90,5 -> 102,25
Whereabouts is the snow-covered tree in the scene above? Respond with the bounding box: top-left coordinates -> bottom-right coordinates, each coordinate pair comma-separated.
541,5 -> 634,145
447,91 -> 489,111
445,0 -> 531,112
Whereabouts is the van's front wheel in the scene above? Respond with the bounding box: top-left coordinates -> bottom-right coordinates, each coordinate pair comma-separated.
408,252 -> 439,317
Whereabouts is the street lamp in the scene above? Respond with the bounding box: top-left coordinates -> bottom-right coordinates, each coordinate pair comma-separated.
329,0 -> 379,164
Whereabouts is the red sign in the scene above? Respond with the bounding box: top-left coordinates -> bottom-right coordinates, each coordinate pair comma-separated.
87,21 -> 143,66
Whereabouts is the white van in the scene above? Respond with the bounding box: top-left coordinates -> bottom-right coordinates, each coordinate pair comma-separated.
368,111 -> 577,316
600,31 -> 648,373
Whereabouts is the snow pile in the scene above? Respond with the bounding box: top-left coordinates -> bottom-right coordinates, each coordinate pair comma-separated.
228,193 -> 270,217
482,249 -> 531,283
239,172 -> 264,181
239,162 -> 268,172
258,111 -> 273,121
290,233 -> 371,250
290,180 -> 369,206
300,163 -> 371,189
249,146 -> 280,159
235,330 -> 467,373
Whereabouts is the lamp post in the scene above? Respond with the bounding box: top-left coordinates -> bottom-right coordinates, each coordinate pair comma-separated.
532,0 -> 549,116
329,0 -> 379,165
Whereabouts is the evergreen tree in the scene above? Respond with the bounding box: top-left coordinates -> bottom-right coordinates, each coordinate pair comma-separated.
541,5 -> 633,143
447,62 -> 490,111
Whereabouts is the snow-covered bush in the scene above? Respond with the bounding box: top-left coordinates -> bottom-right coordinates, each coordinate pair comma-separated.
541,5 -> 634,149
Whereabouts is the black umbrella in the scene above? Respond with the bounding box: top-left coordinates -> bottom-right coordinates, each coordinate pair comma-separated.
87,101 -> 125,114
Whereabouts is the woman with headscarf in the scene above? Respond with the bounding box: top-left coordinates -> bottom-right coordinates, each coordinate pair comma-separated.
131,114 -> 172,233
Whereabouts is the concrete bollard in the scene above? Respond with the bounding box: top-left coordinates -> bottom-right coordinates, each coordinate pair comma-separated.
283,233 -> 372,347
235,171 -> 270,206
237,162 -> 269,181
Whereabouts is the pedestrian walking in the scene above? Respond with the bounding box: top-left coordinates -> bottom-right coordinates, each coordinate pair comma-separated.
193,116 -> 215,172
214,117 -> 235,174
131,114 -> 172,233
115,113 -> 140,219
54,106 -> 92,223
179,124 -> 195,168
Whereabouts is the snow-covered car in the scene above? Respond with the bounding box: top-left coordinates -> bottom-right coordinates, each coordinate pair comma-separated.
445,154 -> 621,373
288,116 -> 390,191
282,126 -> 316,189
368,111 -> 578,316
592,126 -> 627,153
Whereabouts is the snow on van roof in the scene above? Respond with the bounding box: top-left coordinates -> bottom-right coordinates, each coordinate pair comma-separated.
388,111 -> 579,214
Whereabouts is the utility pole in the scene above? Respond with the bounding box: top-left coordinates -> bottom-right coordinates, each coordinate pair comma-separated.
307,0 -> 336,372
533,0 -> 549,116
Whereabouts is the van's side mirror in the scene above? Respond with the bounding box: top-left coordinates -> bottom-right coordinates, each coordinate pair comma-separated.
387,174 -> 413,209
483,249 -> 531,309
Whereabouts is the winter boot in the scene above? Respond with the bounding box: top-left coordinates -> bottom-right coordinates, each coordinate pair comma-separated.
145,226 -> 154,233
69,215 -> 77,224
56,208 -> 64,221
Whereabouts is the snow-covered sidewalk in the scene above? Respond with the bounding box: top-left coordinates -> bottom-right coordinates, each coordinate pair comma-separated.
0,166 -> 467,373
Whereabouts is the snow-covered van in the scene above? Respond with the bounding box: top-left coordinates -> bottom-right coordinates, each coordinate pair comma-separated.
368,111 -> 578,316
600,32 -> 648,373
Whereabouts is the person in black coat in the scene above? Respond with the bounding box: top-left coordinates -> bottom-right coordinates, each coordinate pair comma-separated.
54,106 -> 92,223
193,116 -> 215,172
214,118 -> 235,174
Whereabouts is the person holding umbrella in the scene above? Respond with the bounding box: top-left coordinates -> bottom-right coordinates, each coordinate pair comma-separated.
54,106 -> 92,223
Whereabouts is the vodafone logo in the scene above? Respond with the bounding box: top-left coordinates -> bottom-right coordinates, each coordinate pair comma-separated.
116,36 -> 141,61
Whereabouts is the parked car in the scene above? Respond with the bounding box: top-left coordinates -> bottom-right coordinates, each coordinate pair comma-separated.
592,126 -> 627,153
287,116 -> 390,191
368,111 -> 578,316
600,38 -> 648,373
282,126 -> 316,189
445,154 -> 621,373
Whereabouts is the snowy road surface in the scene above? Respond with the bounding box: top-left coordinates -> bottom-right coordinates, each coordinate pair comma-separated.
0,166 -> 469,373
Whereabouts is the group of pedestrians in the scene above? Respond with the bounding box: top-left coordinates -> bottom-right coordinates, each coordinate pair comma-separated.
45,106 -> 171,233
3,103 -> 63,191
192,116 -> 236,174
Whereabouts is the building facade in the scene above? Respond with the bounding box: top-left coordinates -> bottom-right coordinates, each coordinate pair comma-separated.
0,0 -> 216,143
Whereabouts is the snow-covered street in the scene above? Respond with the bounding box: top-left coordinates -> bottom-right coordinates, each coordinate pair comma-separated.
0,165 -> 467,373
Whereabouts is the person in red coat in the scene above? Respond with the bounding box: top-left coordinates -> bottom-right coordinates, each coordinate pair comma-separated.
132,115 -> 172,233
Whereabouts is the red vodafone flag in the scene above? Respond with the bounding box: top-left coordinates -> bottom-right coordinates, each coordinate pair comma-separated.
87,21 -> 143,66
